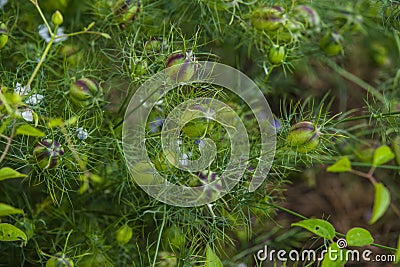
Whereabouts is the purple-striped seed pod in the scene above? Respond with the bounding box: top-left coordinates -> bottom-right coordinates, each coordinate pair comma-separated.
33,139 -> 64,169
69,78 -> 103,107
165,51 -> 197,82
251,6 -> 285,31
286,121 -> 321,153
293,5 -> 320,30
113,0 -> 140,29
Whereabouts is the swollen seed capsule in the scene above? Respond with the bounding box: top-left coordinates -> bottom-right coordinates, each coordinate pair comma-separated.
287,121 -> 321,153
293,5 -> 320,30
33,139 -> 64,169
69,78 -> 103,107
51,10 -> 64,26
0,23 -> 8,50
251,6 -> 285,31
320,32 -> 343,56
116,224 -> 133,245
46,253 -> 74,267
113,0 -> 140,28
268,45 -> 286,65
165,51 -> 197,82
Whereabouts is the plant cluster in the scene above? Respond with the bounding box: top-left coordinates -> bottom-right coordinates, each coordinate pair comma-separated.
0,0 -> 400,266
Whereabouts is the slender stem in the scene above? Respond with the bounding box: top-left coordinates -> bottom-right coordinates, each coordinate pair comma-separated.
152,205 -> 166,267
24,34 -> 56,95
0,119 -> 16,163
324,59 -> 385,103
349,168 -> 377,185
30,0 -> 53,36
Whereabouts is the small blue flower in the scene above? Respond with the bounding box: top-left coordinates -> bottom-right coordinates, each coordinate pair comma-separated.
149,117 -> 164,133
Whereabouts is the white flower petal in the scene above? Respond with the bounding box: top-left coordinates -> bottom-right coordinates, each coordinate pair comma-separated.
0,0 -> 8,8
25,94 -> 44,105
21,110 -> 33,122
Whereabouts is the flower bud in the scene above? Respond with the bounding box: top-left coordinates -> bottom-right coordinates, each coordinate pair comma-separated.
251,6 -> 285,31
113,0 -> 140,29
69,78 -> 103,107
51,10 -> 64,26
33,139 -> 64,169
75,127 -> 88,141
293,5 -> 320,31
46,253 -> 74,267
287,121 -> 321,153
0,23 -> 9,50
165,51 -> 197,82
320,32 -> 343,56
268,45 -> 285,65
116,224 -> 133,245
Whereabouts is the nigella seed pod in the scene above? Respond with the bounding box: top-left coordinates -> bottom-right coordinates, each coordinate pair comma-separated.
33,139 -> 64,169
166,51 -> 197,82
293,5 -> 320,31
51,10 -> 64,26
268,45 -> 285,65
287,121 -> 321,153
69,78 -> 103,107
0,23 -> 9,50
251,6 -> 285,31
320,32 -> 343,56
113,0 -> 140,29
46,253 -> 74,267
116,224 -> 133,245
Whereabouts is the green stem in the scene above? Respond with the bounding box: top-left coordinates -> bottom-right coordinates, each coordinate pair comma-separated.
24,31 -> 56,95
30,0 -> 53,36
152,205 -> 166,267
324,59 -> 385,103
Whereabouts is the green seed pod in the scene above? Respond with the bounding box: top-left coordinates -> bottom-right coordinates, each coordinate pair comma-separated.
268,45 -> 286,65
69,78 -> 103,107
79,253 -> 113,267
287,121 -> 321,153
46,253 -> 74,267
251,6 -> 285,31
0,23 -> 9,50
144,38 -> 163,52
320,32 -> 343,56
165,51 -> 197,82
33,139 -> 64,169
293,5 -> 320,30
369,43 -> 390,66
51,10 -> 64,26
116,224 -> 133,245
113,0 -> 140,29
163,225 -> 185,249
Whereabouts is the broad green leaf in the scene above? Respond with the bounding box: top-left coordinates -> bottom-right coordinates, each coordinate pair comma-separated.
327,157 -> 351,173
0,223 -> 27,246
291,219 -> 335,240
0,167 -> 27,181
369,183 -> 391,224
321,242 -> 348,267
373,145 -> 395,166
395,235 -> 400,263
15,124 -> 45,137
0,203 -> 23,217
205,245 -> 223,267
47,118 -> 63,128
345,227 -> 374,246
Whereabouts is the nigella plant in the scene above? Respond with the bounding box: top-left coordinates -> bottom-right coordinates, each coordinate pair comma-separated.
33,139 -> 64,169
